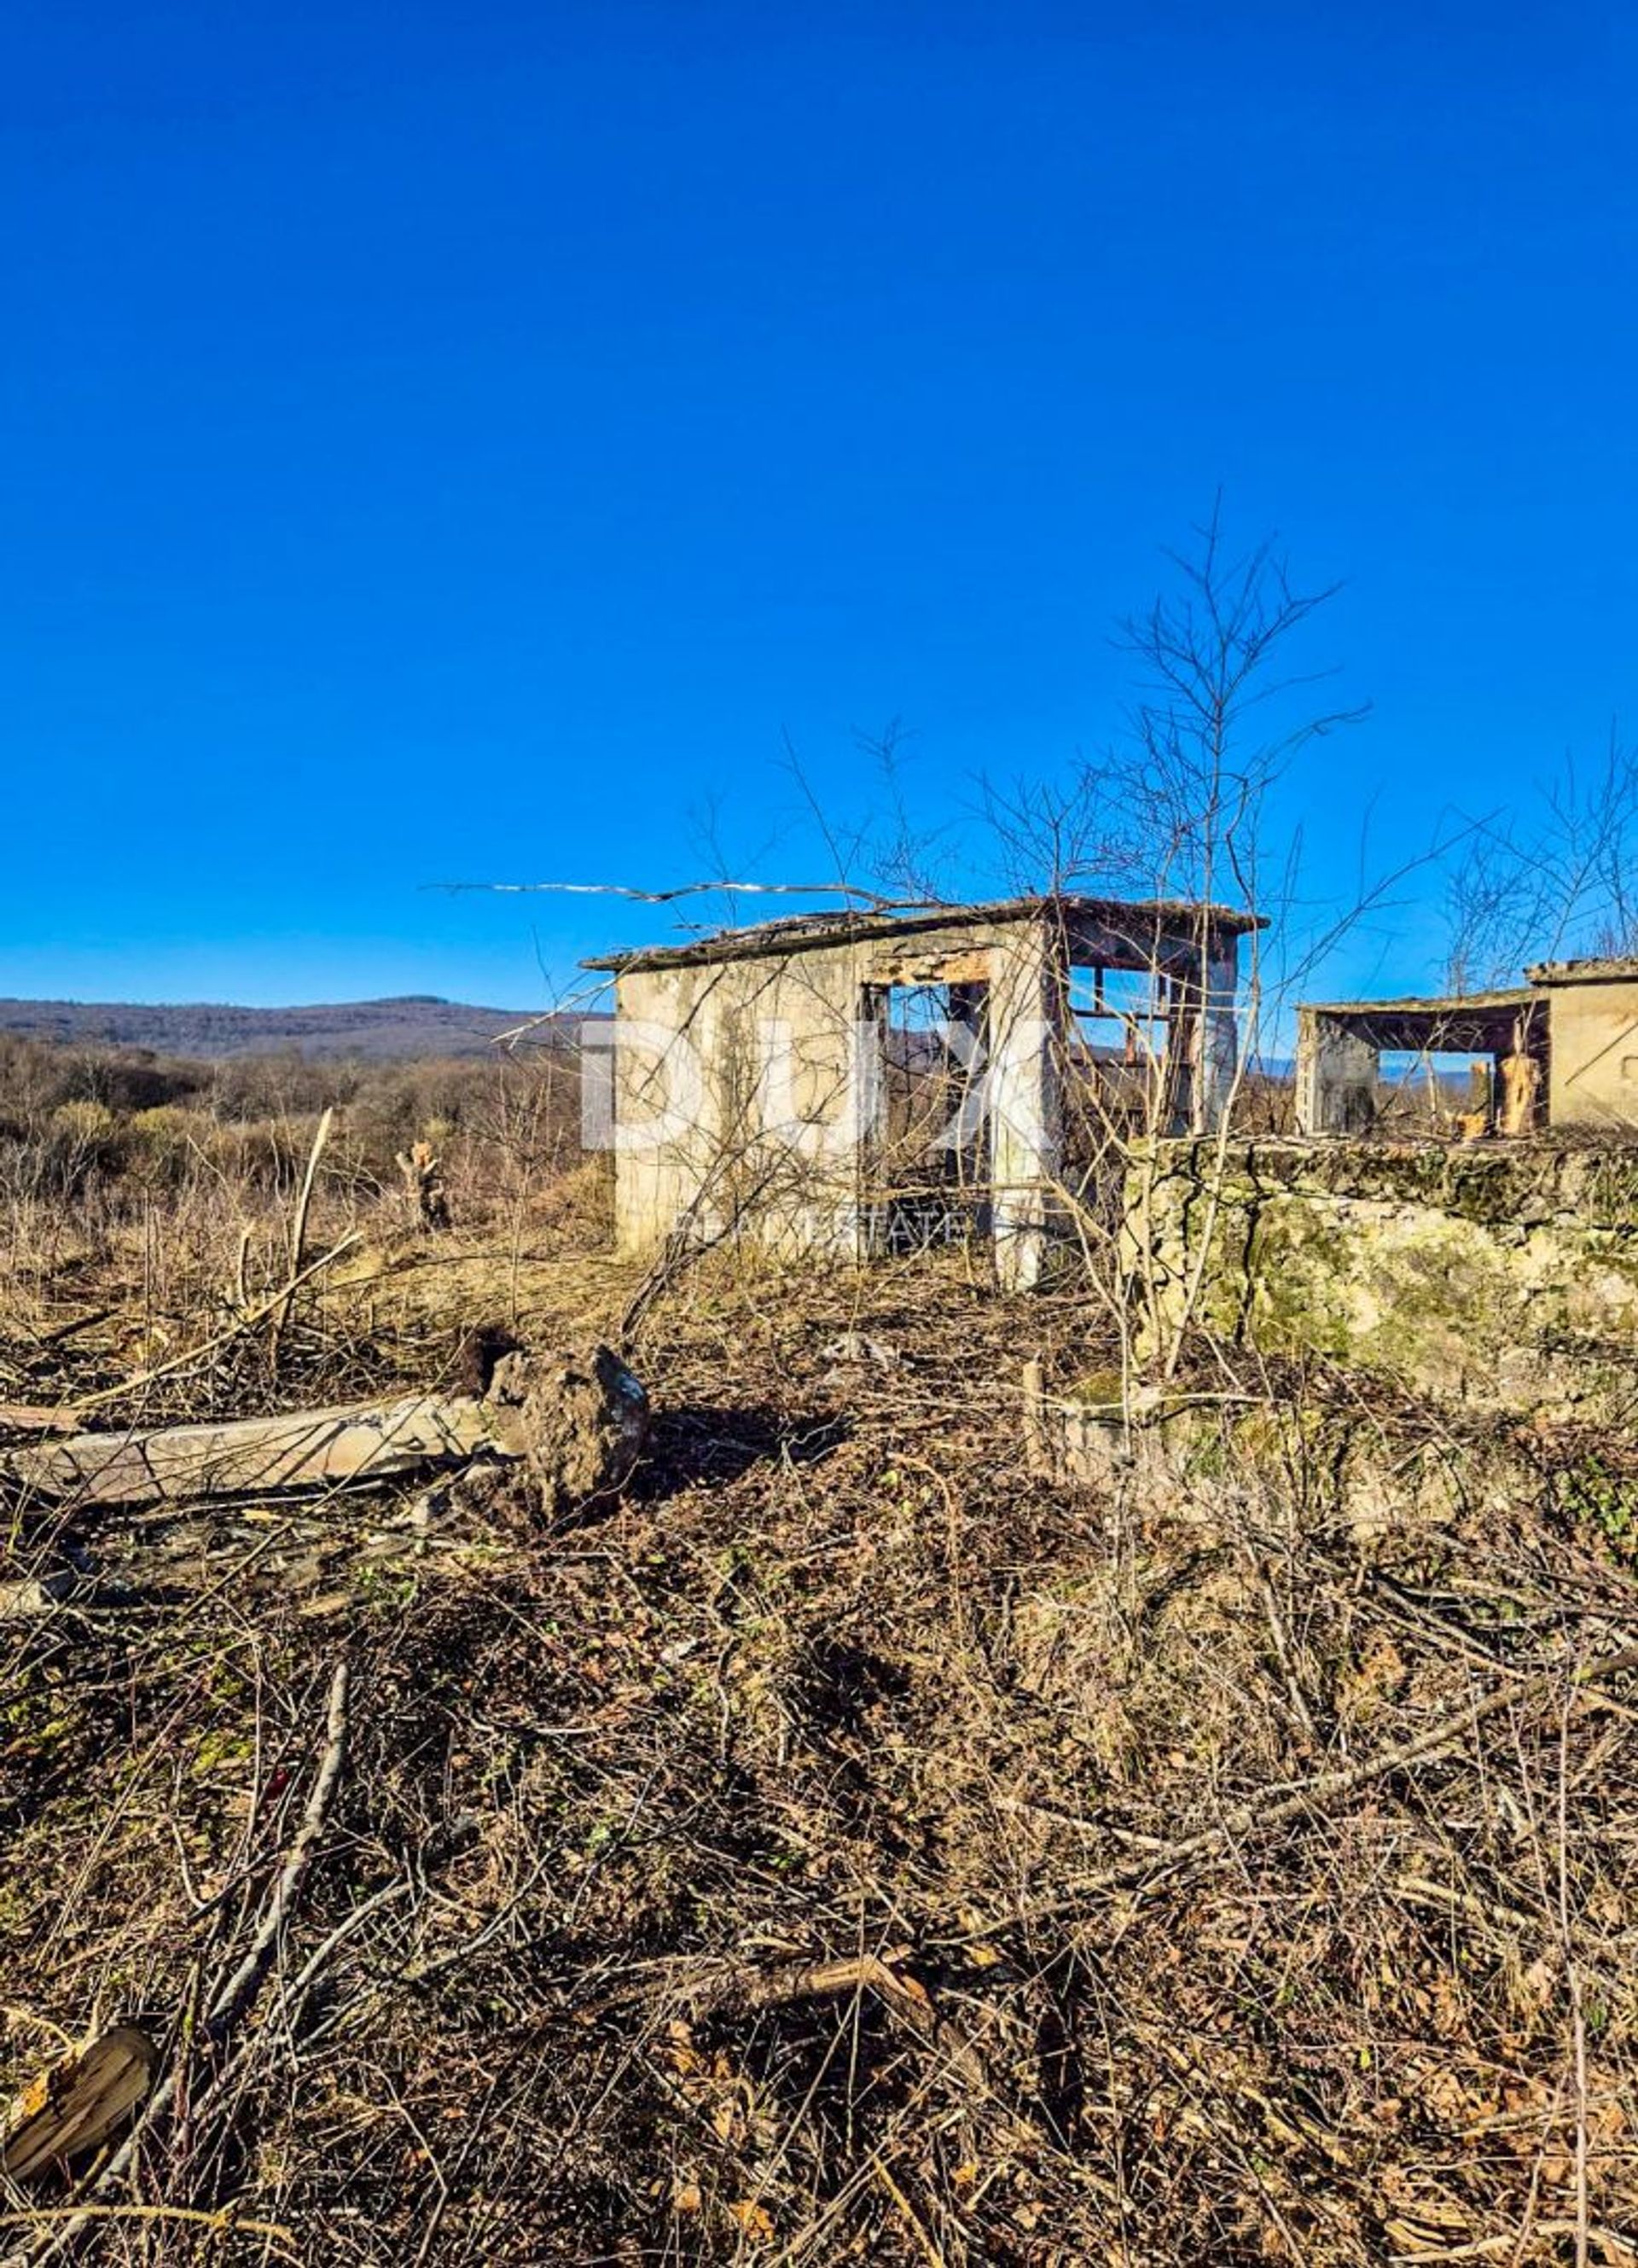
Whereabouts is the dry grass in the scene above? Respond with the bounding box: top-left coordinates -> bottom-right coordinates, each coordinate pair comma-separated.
2,1133 -> 1637,2265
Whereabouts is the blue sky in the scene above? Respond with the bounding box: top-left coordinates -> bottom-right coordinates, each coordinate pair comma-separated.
3,1 -> 1635,1008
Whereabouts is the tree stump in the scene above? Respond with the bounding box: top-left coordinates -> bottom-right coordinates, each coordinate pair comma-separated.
396,1140 -> 450,1230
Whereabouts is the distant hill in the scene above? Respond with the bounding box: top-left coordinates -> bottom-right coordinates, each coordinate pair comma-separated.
0,995 -> 593,1061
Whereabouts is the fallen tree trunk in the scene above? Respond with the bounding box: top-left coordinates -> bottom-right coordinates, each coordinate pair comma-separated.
3,1344 -> 649,1518
8,1395 -> 499,1510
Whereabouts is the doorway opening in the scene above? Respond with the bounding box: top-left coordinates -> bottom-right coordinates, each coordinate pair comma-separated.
861,981 -> 991,1255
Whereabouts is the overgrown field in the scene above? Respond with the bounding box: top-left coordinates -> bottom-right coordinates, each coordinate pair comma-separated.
2,1052 -> 1636,2264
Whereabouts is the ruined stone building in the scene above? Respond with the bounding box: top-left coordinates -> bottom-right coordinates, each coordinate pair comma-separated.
584,895 -> 1263,1288
1295,957 -> 1638,1137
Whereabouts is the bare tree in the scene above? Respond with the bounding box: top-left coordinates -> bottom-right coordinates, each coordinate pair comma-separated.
972,505 -> 1390,1381
1444,725 -> 1638,992
985,501 -> 1365,915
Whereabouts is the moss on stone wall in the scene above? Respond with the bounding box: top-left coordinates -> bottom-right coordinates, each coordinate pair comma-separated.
1129,1137 -> 1638,1414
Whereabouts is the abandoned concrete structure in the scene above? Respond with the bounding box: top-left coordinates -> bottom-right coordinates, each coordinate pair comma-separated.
1294,986 -> 1544,1136
1295,956 -> 1638,1137
584,894 -> 1263,1289
1529,957 -> 1638,1129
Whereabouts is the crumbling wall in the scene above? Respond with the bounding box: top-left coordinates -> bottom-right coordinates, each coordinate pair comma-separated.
610,943 -> 868,1258
607,916 -> 1075,1282
1130,1137 -> 1638,1415
1024,1361 -> 1533,1540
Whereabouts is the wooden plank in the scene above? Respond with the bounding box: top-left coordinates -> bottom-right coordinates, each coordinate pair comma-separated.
7,1393 -> 506,1511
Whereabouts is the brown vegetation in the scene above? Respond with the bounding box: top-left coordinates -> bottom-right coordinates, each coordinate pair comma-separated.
2,1031 -> 1636,2266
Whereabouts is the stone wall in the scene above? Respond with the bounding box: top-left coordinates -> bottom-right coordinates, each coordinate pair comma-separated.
1130,1137 -> 1638,1416
1023,1358 -> 1541,1539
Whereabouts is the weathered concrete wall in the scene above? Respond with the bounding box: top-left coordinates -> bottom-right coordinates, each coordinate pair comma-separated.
986,920 -> 1060,1290
1293,1015 -> 1380,1134
1130,1137 -> 1638,1415
1546,978 -> 1638,1130
611,943 -> 868,1259
609,917 -> 1066,1281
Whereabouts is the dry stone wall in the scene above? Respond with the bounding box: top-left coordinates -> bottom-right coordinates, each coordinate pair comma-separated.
1130,1137 -> 1638,1417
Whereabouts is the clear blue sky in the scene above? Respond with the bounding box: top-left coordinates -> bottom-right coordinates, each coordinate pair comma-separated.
3,1 -> 1635,1008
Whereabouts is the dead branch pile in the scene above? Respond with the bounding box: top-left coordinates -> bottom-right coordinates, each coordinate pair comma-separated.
2,1261 -> 1636,2264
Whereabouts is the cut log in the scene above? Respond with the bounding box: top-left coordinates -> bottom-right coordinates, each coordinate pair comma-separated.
9,1394 -> 500,1510
3,1343 -> 649,1517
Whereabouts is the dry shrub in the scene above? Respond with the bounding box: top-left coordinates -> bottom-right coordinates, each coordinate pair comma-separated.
532,1151 -> 615,1245
123,1104 -> 198,1189
2,1243 -> 1635,2265
42,1099 -> 123,1194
